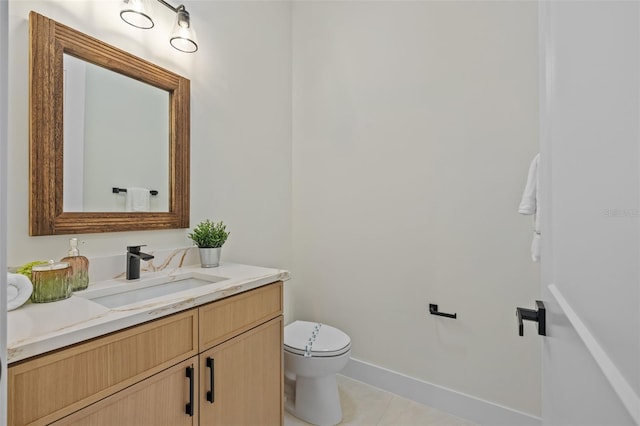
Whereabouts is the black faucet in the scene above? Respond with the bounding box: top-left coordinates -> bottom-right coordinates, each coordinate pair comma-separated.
126,245 -> 155,280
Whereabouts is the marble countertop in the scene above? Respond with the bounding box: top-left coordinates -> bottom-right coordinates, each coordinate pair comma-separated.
7,262 -> 290,364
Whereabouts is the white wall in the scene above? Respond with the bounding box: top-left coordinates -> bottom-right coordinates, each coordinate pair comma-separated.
291,1 -> 541,416
7,1 -> 292,280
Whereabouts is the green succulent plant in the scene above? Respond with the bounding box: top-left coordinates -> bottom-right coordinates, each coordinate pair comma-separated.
188,220 -> 229,248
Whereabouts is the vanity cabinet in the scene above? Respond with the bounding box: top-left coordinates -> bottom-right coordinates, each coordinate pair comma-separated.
8,281 -> 283,426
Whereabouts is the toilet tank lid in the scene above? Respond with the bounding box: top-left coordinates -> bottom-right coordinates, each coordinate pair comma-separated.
284,320 -> 351,354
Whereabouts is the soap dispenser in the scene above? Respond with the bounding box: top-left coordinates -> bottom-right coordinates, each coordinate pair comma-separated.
60,238 -> 89,291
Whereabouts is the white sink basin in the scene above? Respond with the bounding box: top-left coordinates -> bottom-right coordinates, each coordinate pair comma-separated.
76,274 -> 228,308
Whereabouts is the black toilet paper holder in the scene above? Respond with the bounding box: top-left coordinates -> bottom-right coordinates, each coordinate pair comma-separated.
429,304 -> 457,319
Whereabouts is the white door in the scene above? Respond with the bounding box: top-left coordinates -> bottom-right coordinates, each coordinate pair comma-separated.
0,1 -> 8,424
539,1 -> 639,425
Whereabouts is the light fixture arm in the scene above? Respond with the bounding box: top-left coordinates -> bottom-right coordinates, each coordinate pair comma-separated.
155,0 -> 184,14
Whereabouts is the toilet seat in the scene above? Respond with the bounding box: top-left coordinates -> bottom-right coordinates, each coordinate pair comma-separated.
284,321 -> 351,357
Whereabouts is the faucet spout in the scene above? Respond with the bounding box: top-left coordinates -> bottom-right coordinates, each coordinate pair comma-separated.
126,245 -> 155,280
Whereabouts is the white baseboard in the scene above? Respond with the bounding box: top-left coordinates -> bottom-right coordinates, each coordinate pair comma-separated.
341,358 -> 542,426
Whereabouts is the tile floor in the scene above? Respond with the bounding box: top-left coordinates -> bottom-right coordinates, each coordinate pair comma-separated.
284,375 -> 477,426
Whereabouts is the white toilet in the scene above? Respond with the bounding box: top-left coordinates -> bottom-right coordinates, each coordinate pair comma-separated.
284,320 -> 351,426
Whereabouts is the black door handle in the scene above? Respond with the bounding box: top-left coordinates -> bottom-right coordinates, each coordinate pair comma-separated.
516,300 -> 546,336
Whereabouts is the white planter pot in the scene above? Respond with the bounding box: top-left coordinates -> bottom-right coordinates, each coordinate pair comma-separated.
199,247 -> 221,268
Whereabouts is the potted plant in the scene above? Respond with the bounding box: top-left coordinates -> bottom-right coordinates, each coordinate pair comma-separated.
188,220 -> 230,268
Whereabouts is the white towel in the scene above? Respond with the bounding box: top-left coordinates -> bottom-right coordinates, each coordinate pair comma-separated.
7,273 -> 33,311
125,187 -> 150,212
518,154 -> 541,262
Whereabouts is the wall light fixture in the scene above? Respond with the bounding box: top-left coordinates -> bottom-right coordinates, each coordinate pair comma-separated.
120,0 -> 198,53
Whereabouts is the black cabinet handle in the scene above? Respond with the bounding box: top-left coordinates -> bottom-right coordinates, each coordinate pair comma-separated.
206,357 -> 215,403
185,366 -> 194,416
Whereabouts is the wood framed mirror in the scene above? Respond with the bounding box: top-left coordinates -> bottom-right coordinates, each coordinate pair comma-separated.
29,11 -> 190,235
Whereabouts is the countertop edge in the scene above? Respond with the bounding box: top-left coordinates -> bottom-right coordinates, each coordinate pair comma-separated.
8,263 -> 290,364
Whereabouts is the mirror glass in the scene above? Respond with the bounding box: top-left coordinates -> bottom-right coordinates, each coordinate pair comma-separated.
63,54 -> 170,212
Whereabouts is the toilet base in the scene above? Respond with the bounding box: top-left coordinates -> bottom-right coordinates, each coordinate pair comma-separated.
285,374 -> 342,426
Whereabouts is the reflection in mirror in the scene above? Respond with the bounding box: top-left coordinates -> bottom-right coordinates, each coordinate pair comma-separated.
63,54 -> 170,213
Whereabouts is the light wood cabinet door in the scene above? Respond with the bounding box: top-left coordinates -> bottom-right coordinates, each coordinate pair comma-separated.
200,316 -> 283,426
53,357 -> 199,426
